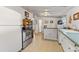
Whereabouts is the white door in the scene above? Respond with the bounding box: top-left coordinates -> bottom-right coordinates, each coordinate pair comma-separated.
38,20 -> 42,32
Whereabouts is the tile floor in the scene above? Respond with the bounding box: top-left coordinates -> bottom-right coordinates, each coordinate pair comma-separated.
22,32 -> 63,52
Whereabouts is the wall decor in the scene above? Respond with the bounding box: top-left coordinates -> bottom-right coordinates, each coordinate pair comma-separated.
73,12 -> 79,20
50,20 -> 53,23
25,11 -> 29,17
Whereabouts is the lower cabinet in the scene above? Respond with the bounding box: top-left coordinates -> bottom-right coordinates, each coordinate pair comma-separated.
44,29 -> 57,40
58,31 -> 79,52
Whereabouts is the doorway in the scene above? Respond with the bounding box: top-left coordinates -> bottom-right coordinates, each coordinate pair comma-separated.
38,19 -> 42,32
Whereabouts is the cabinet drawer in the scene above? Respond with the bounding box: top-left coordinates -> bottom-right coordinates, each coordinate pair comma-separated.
63,44 -> 76,52
58,31 -> 65,43
61,33 -> 75,46
60,32 -> 76,52
65,37 -> 75,46
58,30 -> 77,52
75,46 -> 79,52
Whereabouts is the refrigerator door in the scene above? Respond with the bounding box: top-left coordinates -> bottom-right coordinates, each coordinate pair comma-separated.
0,26 -> 22,52
0,7 -> 21,25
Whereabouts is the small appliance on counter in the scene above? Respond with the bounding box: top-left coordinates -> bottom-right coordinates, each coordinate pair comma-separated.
22,11 -> 33,49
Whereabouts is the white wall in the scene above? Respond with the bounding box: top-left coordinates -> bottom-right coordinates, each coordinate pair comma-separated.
6,6 -> 25,19
0,7 -> 23,25
33,15 -> 39,33
34,16 -> 60,33
67,7 -> 79,29
6,6 -> 34,23
41,17 -> 60,28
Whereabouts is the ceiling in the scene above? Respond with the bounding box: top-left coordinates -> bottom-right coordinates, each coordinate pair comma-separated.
22,6 -> 73,17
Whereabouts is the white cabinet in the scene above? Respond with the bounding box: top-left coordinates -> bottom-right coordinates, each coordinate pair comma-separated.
44,29 -> 57,40
75,46 -> 79,52
58,30 -> 77,52
58,30 -> 63,43
62,36 -> 76,52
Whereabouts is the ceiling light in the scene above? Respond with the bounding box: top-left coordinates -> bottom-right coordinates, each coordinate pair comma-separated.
44,12 -> 48,16
44,9 -> 48,11
40,11 -> 50,16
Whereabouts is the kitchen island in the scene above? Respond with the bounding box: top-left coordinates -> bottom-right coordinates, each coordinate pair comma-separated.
44,28 -> 57,40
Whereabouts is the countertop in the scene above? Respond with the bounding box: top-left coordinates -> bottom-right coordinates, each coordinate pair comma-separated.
59,29 -> 79,46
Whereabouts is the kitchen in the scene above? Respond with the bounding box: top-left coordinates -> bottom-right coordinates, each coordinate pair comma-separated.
0,6 -> 79,52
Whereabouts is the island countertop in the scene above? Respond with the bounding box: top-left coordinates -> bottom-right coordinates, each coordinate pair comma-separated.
59,29 -> 79,46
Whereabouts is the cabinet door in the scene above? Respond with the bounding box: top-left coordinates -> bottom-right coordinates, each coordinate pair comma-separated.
44,29 -> 57,40
58,30 -> 76,52
58,31 -> 64,44
62,35 -> 76,52
75,46 -> 79,52
49,29 -> 57,40
44,29 -> 49,39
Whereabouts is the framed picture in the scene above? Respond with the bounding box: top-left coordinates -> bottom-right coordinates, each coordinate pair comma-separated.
50,20 -> 53,23
73,12 -> 79,20
25,11 -> 29,17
